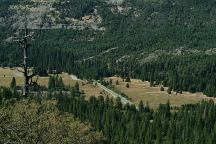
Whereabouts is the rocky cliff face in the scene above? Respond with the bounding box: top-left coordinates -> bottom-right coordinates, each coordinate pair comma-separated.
3,0 -> 105,31
107,0 -> 124,5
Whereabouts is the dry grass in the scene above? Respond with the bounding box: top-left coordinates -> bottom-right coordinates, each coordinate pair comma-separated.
0,67 -> 23,87
3,67 -> 212,108
0,68 -> 107,99
54,73 -> 109,99
105,77 -> 216,109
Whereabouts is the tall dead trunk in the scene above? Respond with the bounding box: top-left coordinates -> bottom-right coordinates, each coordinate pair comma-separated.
17,26 -> 38,98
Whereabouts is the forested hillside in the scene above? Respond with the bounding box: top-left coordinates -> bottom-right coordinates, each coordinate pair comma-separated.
58,94 -> 216,144
2,85 -> 216,144
1,0 -> 216,96
0,87 -> 104,143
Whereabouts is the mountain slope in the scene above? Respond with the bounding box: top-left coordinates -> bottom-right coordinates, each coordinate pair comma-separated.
1,0 -> 216,96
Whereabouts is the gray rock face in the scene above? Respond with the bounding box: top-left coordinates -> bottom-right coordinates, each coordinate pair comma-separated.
205,48 -> 216,55
8,0 -> 105,31
10,4 -> 54,29
107,0 -> 124,5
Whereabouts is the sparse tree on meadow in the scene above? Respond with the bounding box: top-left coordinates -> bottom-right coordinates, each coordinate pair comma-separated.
109,79 -> 112,85
125,77 -> 131,82
116,80 -> 119,85
160,86 -> 165,91
126,83 -> 130,88
58,76 -> 65,90
10,77 -> 16,90
167,87 -> 172,94
138,100 -> 144,112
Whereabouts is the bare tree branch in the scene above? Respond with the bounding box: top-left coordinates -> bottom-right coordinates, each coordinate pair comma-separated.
17,68 -> 24,74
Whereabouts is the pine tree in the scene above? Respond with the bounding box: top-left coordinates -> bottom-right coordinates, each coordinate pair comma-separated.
15,89 -> 20,99
138,100 -> 144,112
74,81 -> 79,90
48,76 -> 55,90
74,82 -> 80,97
2,87 -> 12,100
109,79 -> 112,85
10,77 -> 16,90
167,87 -> 172,94
204,85 -> 216,97
150,80 -> 154,87
126,83 -> 130,88
160,86 -> 165,91
145,101 -> 150,112
58,76 -> 65,90
0,89 -> 2,104
125,77 -> 131,82
116,97 -> 122,109
116,80 -> 119,85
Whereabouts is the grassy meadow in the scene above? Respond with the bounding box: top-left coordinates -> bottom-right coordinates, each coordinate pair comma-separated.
0,67 -> 107,99
105,77 -> 216,109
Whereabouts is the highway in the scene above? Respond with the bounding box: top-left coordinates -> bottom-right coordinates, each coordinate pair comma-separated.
70,74 -> 134,105
97,82 -> 133,105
